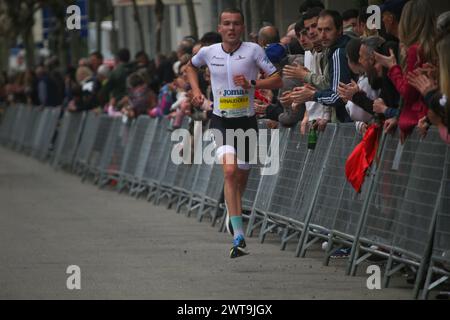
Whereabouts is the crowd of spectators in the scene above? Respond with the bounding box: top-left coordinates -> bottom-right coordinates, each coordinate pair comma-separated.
1,0 -> 449,144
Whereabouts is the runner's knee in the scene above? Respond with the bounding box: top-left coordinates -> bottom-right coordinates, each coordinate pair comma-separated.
223,163 -> 239,181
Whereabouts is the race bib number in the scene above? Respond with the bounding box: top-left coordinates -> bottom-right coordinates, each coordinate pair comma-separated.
219,96 -> 250,110
217,89 -> 251,117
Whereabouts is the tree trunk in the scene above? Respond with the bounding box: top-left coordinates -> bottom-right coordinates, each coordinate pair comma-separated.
95,0 -> 103,52
131,0 -> 146,52
57,20 -> 67,71
249,0 -> 261,33
69,31 -> 82,67
110,0 -> 118,54
155,0 -> 165,54
0,38 -> 10,72
23,27 -> 35,69
185,0 -> 198,40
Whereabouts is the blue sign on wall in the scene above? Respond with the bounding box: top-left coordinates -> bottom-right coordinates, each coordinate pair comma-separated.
42,0 -> 88,39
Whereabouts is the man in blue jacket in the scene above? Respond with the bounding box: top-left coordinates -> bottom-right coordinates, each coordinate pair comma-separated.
292,10 -> 356,123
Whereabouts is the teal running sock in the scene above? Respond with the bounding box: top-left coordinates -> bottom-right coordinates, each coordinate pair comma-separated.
230,216 -> 245,240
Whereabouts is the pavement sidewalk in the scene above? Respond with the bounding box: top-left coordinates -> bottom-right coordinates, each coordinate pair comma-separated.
0,146 -> 412,299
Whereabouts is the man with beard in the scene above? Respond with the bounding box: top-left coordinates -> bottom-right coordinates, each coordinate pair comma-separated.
339,36 -> 400,132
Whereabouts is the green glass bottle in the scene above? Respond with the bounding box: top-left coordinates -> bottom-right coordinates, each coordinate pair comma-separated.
308,121 -> 318,150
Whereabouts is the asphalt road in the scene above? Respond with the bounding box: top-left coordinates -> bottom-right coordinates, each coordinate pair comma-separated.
0,146 -> 413,300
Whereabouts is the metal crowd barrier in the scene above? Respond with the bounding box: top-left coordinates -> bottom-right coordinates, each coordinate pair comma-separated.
166,160 -> 192,210
197,161 -> 224,223
422,143 -> 450,299
73,112 -> 100,176
81,114 -> 115,182
184,122 -> 225,222
53,111 -> 86,170
134,117 -> 172,200
258,124 -> 309,246
147,125 -> 178,203
15,105 -> 33,152
97,117 -> 132,188
22,108 -> 41,154
348,129 -> 447,298
0,105 -> 61,161
117,116 -> 154,193
8,104 -> 26,149
237,120 -> 271,232
0,105 -> 17,145
186,142 -> 215,218
2,103 -> 450,299
298,124 -> 362,261
245,126 -> 290,238
173,163 -> 199,214
30,107 -> 61,161
154,118 -> 190,205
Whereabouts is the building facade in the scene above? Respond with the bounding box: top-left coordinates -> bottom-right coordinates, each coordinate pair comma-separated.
112,0 -> 450,59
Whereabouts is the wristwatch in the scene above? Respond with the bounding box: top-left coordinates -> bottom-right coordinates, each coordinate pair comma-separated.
250,80 -> 257,89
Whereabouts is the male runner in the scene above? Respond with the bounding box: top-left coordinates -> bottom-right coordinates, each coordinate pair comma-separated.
186,8 -> 283,258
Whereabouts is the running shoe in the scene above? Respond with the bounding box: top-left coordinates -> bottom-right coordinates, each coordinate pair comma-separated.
230,235 -> 249,259
330,247 -> 351,259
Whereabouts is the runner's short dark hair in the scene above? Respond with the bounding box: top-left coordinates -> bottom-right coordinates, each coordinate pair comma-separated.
219,8 -> 245,24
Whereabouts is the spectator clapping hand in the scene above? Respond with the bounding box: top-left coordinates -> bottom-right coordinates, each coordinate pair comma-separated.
279,90 -> 293,108
374,49 -> 397,70
255,100 -> 269,116
338,80 -> 359,102
407,70 -> 438,97
67,100 -> 77,112
384,117 -> 398,135
417,116 -> 430,139
283,64 -> 310,81
373,98 -> 388,114
291,84 -> 316,105
418,63 -> 438,81
316,118 -> 328,132
254,90 -> 272,116
180,99 -> 192,116
300,112 -> 309,136
266,120 -> 279,129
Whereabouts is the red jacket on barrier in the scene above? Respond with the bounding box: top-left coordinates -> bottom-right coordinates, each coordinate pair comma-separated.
345,124 -> 381,193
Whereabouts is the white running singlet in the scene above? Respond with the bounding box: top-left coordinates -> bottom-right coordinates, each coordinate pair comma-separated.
191,42 -> 278,118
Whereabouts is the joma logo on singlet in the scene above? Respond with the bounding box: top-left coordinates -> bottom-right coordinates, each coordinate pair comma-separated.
223,89 -> 249,96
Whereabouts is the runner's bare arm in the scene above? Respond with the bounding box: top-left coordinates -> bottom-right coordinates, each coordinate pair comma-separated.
254,72 -> 283,90
186,61 -> 204,106
234,72 -> 283,90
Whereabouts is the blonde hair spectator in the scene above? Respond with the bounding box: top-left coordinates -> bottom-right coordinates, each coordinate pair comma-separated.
398,0 -> 437,65
76,66 -> 93,84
